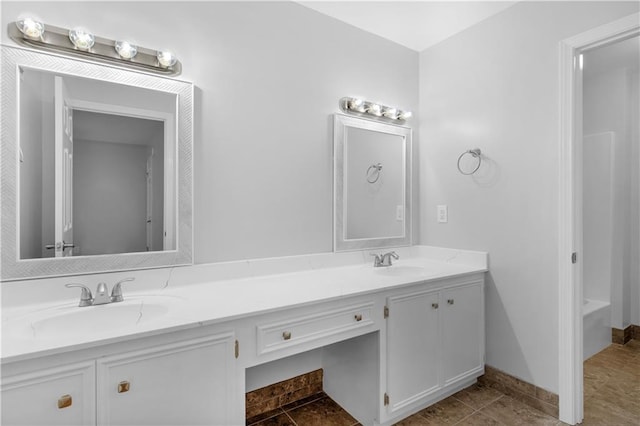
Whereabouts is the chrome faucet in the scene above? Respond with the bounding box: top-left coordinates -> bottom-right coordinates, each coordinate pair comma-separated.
371,251 -> 399,267
65,278 -> 135,307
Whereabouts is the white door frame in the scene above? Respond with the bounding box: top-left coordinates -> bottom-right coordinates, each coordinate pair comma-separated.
558,12 -> 639,425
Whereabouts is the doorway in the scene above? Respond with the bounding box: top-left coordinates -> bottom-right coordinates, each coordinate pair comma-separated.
558,12 -> 639,426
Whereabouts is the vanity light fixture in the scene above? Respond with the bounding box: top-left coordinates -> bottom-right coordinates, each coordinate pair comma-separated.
340,97 -> 411,122
8,18 -> 182,75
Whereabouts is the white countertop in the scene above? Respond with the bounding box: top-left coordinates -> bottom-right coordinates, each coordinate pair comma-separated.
1,246 -> 487,363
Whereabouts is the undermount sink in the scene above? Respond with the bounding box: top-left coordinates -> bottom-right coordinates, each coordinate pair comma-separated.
5,296 -> 179,340
372,265 -> 427,276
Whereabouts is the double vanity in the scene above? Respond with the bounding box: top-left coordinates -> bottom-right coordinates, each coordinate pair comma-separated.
1,44 -> 486,425
1,246 -> 486,425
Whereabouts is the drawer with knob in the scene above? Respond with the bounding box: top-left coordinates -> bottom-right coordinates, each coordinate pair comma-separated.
256,302 -> 375,356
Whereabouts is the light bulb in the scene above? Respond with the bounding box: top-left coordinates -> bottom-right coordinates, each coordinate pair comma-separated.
398,110 -> 412,120
115,41 -> 138,59
157,50 -> 177,67
349,98 -> 366,112
69,28 -> 95,50
382,107 -> 398,119
16,18 -> 44,39
368,103 -> 382,116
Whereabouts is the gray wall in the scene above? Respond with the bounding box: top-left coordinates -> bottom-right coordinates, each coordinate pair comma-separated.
74,139 -> 149,255
0,1 -> 419,263
418,1 -> 639,394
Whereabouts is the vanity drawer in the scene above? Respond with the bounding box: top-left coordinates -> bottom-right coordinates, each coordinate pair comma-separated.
256,302 -> 375,356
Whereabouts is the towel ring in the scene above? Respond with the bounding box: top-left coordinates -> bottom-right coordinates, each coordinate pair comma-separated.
366,163 -> 383,183
457,149 -> 482,175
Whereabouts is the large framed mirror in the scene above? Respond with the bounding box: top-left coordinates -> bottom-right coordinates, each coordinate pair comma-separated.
1,46 -> 193,280
333,114 -> 412,251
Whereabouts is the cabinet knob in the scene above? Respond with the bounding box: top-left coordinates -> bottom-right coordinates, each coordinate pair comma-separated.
447,299 -> 454,305
282,331 -> 292,340
432,303 -> 439,309
354,314 -> 363,322
57,394 -> 72,409
118,381 -> 130,393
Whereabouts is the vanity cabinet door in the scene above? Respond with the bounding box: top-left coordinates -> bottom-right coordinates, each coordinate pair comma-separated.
97,333 -> 236,426
1,361 -> 96,426
441,282 -> 484,386
385,289 -> 440,416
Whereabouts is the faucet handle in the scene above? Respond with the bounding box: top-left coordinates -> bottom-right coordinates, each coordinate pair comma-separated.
111,277 -> 135,303
65,283 -> 93,307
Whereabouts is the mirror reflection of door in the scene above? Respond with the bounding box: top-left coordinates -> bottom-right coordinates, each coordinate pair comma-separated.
18,69 -> 174,259
54,76 -> 74,257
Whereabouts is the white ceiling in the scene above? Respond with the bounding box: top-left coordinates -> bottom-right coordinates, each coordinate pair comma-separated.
298,1 -> 518,52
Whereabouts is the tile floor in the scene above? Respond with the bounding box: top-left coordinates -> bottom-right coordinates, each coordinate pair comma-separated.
247,340 -> 639,426
581,339 -> 639,425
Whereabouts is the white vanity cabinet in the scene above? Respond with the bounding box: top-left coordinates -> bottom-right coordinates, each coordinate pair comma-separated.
383,276 -> 484,422
97,333 -> 236,426
1,332 -> 237,426
441,282 -> 484,386
385,287 -> 441,416
0,361 -> 96,426
1,259 -> 487,426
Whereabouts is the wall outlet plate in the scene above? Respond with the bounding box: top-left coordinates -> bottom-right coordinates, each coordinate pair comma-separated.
437,205 -> 448,223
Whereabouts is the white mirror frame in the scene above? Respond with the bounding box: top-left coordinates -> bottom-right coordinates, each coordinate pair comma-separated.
333,113 -> 412,252
1,46 -> 193,281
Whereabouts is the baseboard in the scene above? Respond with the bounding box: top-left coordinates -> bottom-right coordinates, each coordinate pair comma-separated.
612,325 -> 637,345
479,366 -> 559,418
631,324 -> 640,341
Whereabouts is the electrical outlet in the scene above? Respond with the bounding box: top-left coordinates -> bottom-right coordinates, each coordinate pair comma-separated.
437,205 -> 448,223
396,205 -> 404,221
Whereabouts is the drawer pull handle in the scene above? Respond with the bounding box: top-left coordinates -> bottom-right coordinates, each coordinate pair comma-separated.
354,314 -> 363,322
282,331 -> 292,340
448,299 -> 454,305
57,394 -> 72,409
118,381 -> 130,393
432,303 -> 439,309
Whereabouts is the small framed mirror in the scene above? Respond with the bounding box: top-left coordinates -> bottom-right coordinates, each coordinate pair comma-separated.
1,46 -> 193,280
333,114 -> 412,251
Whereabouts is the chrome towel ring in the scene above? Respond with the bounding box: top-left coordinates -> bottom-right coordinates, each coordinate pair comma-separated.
457,149 -> 482,175
366,163 -> 383,183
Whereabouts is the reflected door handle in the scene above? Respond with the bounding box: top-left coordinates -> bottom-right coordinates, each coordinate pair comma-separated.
46,242 -> 74,250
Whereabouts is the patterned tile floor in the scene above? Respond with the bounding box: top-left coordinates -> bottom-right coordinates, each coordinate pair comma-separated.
247,340 -> 639,426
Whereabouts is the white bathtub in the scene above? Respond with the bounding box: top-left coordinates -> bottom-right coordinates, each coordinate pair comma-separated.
583,298 -> 611,360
